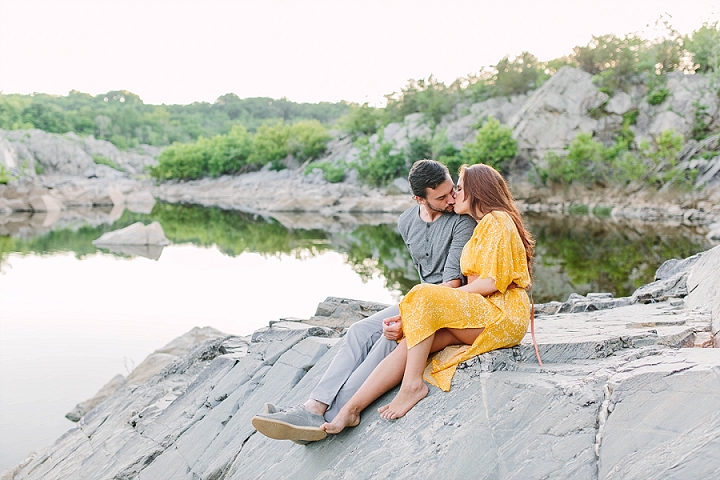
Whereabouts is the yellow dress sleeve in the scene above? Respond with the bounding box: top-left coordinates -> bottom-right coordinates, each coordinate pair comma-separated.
461,211 -> 529,292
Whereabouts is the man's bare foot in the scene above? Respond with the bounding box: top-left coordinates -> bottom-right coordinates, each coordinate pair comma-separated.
303,399 -> 328,417
322,409 -> 360,435
378,381 -> 428,419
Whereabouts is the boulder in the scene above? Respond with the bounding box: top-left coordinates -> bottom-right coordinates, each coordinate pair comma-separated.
92,221 -> 170,246
27,193 -> 64,212
508,66 -> 609,162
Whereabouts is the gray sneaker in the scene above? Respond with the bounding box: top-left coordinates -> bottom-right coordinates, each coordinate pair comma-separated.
252,405 -> 327,443
264,402 -> 286,414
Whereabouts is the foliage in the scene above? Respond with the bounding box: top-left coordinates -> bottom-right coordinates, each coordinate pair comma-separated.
493,52 -> 547,96
92,154 -> 122,171
638,130 -> 694,188
406,137 -> 433,163
337,103 -> 381,139
206,126 -> 253,177
539,128 -> 694,190
304,160 -> 346,183
439,116 -> 517,174
647,87 -> 670,105
0,164 -> 11,184
543,133 -> 611,187
351,137 -> 408,187
691,101 -> 713,141
384,76 -> 457,126
0,90 -> 347,150
248,121 -> 290,170
684,22 -> 720,73
287,120 -> 332,161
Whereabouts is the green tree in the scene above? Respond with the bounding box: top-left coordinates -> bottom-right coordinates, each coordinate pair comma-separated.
207,125 -> 253,177
249,121 -> 291,169
384,76 -> 456,126
459,116 -> 518,171
288,120 -> 331,161
337,103 -> 381,138
684,22 -> 720,73
352,137 -> 408,186
493,52 -> 544,96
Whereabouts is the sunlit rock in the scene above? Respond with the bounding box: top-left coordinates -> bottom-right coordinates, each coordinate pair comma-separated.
92,221 -> 170,247
6,246 -> 719,479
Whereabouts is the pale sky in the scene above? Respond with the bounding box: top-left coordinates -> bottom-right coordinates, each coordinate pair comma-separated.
0,0 -> 717,106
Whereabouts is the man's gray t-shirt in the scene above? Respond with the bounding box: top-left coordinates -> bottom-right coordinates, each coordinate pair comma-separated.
397,205 -> 477,285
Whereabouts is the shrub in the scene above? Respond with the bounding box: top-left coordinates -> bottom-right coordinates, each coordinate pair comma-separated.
647,87 -> 670,105
543,133 -> 609,186
304,160 -> 346,183
458,116 -> 518,171
149,141 -> 210,180
684,22 -> 720,73
0,165 -> 11,184
248,121 -> 291,169
288,120 -> 331,162
352,137 -> 408,187
92,154 -> 123,171
384,76 -> 456,126
493,52 -> 545,96
207,125 -> 253,177
337,103 -> 381,138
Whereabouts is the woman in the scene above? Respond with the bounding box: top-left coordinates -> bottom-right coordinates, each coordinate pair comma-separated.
324,163 -> 534,433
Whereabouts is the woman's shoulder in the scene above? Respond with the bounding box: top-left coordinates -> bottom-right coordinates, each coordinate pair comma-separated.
480,210 -> 512,226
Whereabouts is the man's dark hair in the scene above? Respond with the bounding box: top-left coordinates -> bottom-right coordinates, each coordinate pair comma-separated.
408,159 -> 450,198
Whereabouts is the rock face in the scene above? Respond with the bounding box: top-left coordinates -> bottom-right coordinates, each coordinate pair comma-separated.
4,246 -> 719,480
0,129 -> 161,178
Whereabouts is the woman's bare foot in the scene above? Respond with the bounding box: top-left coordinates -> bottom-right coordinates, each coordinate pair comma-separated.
378,381 -> 428,419
322,408 -> 360,435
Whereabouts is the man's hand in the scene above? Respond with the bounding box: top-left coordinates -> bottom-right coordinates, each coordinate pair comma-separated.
382,314 -> 403,341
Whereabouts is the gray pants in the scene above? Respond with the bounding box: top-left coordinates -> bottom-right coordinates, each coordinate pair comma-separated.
309,305 -> 400,422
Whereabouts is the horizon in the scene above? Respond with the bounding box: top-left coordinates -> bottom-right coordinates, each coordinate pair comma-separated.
0,1 -> 718,107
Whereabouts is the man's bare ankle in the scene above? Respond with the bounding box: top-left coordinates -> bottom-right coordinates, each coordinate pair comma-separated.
304,399 -> 328,416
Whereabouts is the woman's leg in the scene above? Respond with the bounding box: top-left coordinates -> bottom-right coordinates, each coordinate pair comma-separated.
379,327 -> 484,419
322,339 -> 408,434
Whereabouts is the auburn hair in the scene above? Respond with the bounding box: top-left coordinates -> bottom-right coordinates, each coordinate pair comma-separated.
459,164 -> 534,276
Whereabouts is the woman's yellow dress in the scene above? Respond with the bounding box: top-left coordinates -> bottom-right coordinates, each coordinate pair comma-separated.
399,210 -> 531,391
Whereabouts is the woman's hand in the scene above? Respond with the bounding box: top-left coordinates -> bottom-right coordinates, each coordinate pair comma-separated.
382,314 -> 403,341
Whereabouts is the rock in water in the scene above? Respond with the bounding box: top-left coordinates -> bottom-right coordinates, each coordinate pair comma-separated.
92,221 -> 170,246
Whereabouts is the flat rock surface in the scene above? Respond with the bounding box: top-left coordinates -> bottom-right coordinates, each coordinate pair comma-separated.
3,248 -> 719,480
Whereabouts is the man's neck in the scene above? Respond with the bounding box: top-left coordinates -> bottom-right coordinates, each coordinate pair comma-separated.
419,204 -> 445,222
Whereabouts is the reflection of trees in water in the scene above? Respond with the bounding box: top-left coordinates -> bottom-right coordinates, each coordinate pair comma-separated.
526,213 -> 713,303
339,224 -> 416,298
1,204 -> 714,303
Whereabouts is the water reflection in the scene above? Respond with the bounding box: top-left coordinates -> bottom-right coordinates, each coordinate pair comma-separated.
1,203 -> 715,303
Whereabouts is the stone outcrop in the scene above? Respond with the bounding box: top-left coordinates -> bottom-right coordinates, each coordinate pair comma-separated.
4,246 -> 719,480
0,129 -> 161,178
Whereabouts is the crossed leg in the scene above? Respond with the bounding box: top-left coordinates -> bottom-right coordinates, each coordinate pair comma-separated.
323,326 -> 484,434
378,327 -> 484,419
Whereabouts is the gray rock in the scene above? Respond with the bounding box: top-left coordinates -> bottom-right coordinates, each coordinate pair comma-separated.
92,221 -> 170,247
508,66 -> 608,162
5,246 -> 720,480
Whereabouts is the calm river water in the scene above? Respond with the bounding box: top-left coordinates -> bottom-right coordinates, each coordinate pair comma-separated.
0,203 -> 714,471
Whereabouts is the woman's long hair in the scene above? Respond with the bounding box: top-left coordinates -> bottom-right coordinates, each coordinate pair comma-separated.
460,164 -> 534,276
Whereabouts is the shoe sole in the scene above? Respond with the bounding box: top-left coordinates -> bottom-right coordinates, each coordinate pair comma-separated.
251,416 -> 327,442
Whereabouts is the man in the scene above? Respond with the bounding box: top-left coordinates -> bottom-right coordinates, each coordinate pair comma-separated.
251,159 -> 476,443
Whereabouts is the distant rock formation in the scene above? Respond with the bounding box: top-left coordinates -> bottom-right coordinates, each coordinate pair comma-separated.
4,246 -> 718,480
0,129 -> 160,178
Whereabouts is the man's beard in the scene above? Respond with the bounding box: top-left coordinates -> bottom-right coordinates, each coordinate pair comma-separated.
426,202 -> 453,214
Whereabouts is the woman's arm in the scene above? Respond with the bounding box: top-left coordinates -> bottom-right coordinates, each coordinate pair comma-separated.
457,274 -> 497,296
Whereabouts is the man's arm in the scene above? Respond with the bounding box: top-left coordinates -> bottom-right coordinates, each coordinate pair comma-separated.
441,215 -> 476,284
